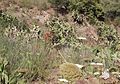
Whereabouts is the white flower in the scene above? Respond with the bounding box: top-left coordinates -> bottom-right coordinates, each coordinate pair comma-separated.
75,64 -> 84,69
58,79 -> 69,82
100,69 -> 110,80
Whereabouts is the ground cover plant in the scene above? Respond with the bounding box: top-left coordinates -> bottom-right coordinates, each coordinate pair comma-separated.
0,0 -> 120,84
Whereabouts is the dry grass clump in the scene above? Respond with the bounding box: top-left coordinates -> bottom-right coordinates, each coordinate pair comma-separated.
59,63 -> 83,82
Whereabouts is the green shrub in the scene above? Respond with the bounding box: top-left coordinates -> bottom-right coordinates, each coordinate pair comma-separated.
46,17 -> 79,49
96,21 -> 119,52
0,12 -> 29,32
70,0 -> 105,24
48,0 -> 69,14
100,0 -> 120,19
100,0 -> 120,25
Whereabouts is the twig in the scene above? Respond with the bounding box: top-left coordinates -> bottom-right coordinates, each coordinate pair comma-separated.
58,50 -> 67,63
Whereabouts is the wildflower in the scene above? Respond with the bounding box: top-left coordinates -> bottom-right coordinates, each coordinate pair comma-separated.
100,69 -> 110,80
43,31 -> 53,41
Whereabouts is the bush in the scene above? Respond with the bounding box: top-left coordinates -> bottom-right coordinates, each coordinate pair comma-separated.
100,0 -> 120,25
0,12 -> 29,32
46,17 -> 79,49
48,0 -> 69,14
100,0 -> 120,20
70,0 -> 105,24
96,21 -> 119,52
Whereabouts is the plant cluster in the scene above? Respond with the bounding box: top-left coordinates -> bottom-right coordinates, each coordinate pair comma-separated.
0,24 -> 58,83
49,0 -> 105,23
0,0 -> 120,83
96,21 -> 119,52
0,11 -> 29,32
46,17 -> 79,49
70,0 -> 105,23
48,0 -> 69,14
100,0 -> 120,19
0,57 -> 25,84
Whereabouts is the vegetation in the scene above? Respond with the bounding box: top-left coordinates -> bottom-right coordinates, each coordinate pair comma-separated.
0,0 -> 120,84
70,0 -> 105,23
46,17 -> 79,49
59,63 -> 83,82
0,12 -> 29,32
48,0 -> 69,14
